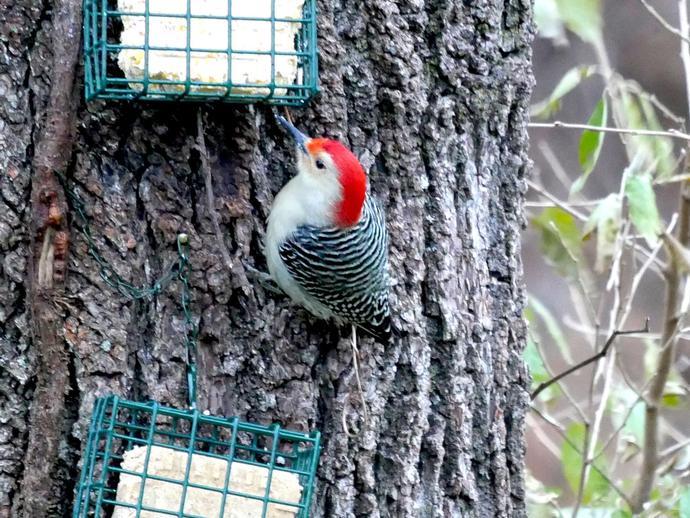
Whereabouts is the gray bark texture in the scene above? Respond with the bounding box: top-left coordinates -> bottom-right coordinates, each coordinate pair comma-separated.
0,0 -> 534,516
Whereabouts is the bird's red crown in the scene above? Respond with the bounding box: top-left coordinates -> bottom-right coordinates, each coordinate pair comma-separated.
307,138 -> 367,227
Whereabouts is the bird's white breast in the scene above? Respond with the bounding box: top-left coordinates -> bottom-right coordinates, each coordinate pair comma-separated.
265,172 -> 342,319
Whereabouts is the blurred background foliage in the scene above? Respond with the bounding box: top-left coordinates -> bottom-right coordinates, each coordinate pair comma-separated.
526,0 -> 690,516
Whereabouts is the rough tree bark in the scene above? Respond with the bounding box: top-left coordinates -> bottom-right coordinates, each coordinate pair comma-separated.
0,0 -> 533,517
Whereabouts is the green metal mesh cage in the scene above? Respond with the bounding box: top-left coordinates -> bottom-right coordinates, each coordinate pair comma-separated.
83,0 -> 319,104
73,396 -> 321,517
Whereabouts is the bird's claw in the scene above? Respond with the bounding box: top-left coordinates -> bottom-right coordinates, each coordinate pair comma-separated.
243,263 -> 284,294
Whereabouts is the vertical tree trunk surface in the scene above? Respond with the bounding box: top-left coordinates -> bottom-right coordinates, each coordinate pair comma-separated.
0,0 -> 533,516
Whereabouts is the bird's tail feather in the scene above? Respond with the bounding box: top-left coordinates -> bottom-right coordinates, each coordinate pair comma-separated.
357,313 -> 391,343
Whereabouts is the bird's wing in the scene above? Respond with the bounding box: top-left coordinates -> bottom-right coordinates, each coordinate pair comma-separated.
278,200 -> 390,340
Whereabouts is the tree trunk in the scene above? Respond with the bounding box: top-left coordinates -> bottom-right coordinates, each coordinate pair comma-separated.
0,0 -> 533,516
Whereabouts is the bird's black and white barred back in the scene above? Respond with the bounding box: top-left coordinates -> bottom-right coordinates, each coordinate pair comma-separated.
278,196 -> 391,341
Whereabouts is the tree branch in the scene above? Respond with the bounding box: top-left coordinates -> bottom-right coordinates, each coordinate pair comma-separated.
531,407 -> 633,508
639,0 -> 690,43
20,0 -> 82,515
631,1 -> 690,510
530,320 -> 650,401
528,121 -> 690,141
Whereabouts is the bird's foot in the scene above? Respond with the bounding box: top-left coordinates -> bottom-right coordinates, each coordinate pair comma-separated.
243,263 -> 284,294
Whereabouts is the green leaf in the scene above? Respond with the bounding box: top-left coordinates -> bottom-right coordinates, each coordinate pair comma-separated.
620,91 -> 675,180
532,207 -> 582,269
680,486 -> 690,518
525,334 -> 549,386
639,95 -> 676,179
524,338 -> 560,401
662,393 -> 684,408
534,0 -> 566,41
625,173 -> 661,245
531,66 -> 595,119
531,207 -> 584,280
623,400 -> 645,445
524,306 -> 556,396
529,295 -> 574,363
555,0 -> 602,44
572,98 -> 608,194
583,193 -> 622,272
561,422 -> 611,504
532,208 -> 581,279
661,381 -> 687,408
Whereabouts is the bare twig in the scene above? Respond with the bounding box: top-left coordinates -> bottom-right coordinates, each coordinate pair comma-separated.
624,80 -> 685,125
681,0 -> 690,117
639,0 -> 690,43
530,320 -> 650,400
351,325 -> 369,423
618,214 -> 679,330
341,326 -> 369,437
631,2 -> 690,510
528,121 -> 690,141
632,187 -> 690,510
660,435 -> 690,462
562,317 -> 661,340
532,332 -> 588,422
593,375 -> 654,461
525,199 -> 604,208
572,421 -> 593,518
526,414 -> 562,459
656,172 -> 690,184
538,140 -> 576,192
574,218 -> 628,518
531,407 -> 633,508
526,180 -> 587,221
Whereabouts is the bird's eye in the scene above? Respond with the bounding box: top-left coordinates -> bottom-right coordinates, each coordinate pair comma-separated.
315,159 -> 326,170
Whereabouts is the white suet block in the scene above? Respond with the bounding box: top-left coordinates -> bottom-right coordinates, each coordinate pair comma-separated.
112,445 -> 303,518
117,0 -> 306,95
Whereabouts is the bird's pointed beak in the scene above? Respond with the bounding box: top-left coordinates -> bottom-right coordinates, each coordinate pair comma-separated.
276,114 -> 310,155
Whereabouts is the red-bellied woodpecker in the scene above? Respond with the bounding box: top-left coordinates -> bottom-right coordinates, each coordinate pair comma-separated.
265,115 -> 391,342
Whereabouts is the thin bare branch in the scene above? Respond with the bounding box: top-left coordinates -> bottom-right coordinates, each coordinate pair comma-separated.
639,0 -> 690,43
575,220 -> 629,518
631,3 -> 690,508
681,0 -> 690,121
526,180 -> 587,221
624,80 -> 686,125
532,332 -> 588,422
594,375 -> 654,462
530,320 -> 651,401
572,421 -> 593,518
538,140 -> 576,192
525,200 -> 603,209
660,435 -> 690,461
531,408 -> 633,508
529,121 -> 690,141
527,415 -> 563,459
619,215 -> 679,330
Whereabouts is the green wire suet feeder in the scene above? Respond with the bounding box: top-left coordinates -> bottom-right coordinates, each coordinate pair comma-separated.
83,0 -> 318,105
73,397 -> 321,518
72,237 -> 321,517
